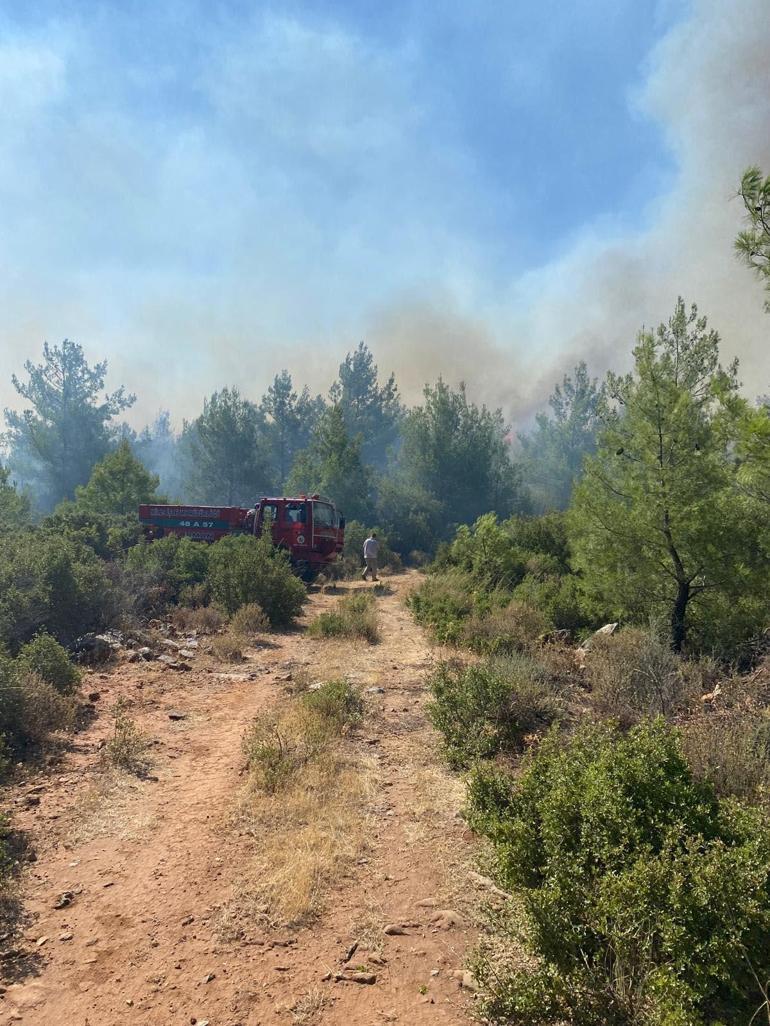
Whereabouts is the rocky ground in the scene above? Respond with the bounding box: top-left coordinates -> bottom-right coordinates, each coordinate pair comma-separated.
0,572 -> 483,1026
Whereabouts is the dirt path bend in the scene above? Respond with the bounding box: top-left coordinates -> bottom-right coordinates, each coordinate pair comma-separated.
2,572 -> 478,1026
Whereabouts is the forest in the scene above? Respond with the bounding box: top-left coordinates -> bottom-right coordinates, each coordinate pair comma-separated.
0,165 -> 769,1025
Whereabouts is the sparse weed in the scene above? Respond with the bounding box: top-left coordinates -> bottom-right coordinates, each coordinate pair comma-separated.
301,679 -> 363,731
105,700 -> 151,776
460,601 -> 551,656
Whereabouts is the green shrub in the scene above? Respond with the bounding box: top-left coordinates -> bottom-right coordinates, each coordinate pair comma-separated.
307,592 -> 379,643
460,601 -> 552,655
16,634 -> 80,694
586,628 -> 698,726
513,572 -> 596,632
301,679 -> 363,731
41,505 -> 142,560
407,569 -> 494,643
428,654 -> 562,768
230,602 -> 269,637
0,532 -> 115,650
467,719 -> 770,1025
0,654 -> 76,754
208,534 -> 306,626
123,535 -> 210,613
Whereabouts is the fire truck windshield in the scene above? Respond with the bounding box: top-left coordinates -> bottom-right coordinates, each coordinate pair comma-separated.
313,502 -> 335,528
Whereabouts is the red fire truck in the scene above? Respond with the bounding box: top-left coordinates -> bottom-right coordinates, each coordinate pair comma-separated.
138,495 -> 345,579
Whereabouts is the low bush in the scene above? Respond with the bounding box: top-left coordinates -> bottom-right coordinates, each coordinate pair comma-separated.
585,627 -> 698,726
208,534 -> 306,626
230,602 -> 269,637
460,601 -> 552,655
0,653 -> 76,757
308,593 -> 379,643
301,679 -> 363,732
210,631 -> 244,662
406,569 -> 491,644
466,719 -> 770,1026
169,605 -> 224,634
0,531 -> 115,650
15,634 -> 80,694
123,536 -> 210,614
428,655 -> 562,769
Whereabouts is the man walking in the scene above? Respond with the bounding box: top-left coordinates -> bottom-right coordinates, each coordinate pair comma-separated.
362,531 -> 379,581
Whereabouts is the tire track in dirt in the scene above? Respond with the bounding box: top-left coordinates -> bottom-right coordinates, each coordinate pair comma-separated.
2,572 -> 478,1026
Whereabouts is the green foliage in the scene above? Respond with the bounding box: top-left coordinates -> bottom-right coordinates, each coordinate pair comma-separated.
287,404 -> 373,523
398,379 -> 526,531
260,370 -> 324,487
0,652 -> 76,756
406,569 -> 489,643
329,342 -> 403,469
0,531 -> 114,650
208,533 -> 306,625
16,634 -> 80,694
428,655 -> 562,768
308,592 -> 379,643
42,504 -> 142,560
519,362 -> 605,511
570,298 -> 766,653
373,474 -> 442,558
467,719 -> 770,1025
735,165 -> 770,311
181,386 -> 274,505
123,535 -> 210,612
0,466 -> 31,535
73,439 -> 163,515
4,338 -> 135,510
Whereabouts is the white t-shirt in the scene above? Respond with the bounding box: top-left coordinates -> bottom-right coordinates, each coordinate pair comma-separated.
363,537 -> 379,559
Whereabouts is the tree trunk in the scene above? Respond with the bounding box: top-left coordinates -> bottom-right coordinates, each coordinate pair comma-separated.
671,579 -> 690,653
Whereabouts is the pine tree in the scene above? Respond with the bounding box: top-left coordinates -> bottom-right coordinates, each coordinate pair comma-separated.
4,339 -> 135,509
569,299 -> 755,651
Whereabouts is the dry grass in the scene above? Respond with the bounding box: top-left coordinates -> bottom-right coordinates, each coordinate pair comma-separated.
231,682 -> 376,928
170,605 -> 225,633
291,988 -> 328,1024
65,772 -> 155,848
104,700 -> 152,776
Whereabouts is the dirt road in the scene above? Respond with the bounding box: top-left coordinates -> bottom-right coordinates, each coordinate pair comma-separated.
2,573 -> 478,1025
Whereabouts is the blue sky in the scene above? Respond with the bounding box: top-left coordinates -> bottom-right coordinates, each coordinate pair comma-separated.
0,0 -> 768,425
